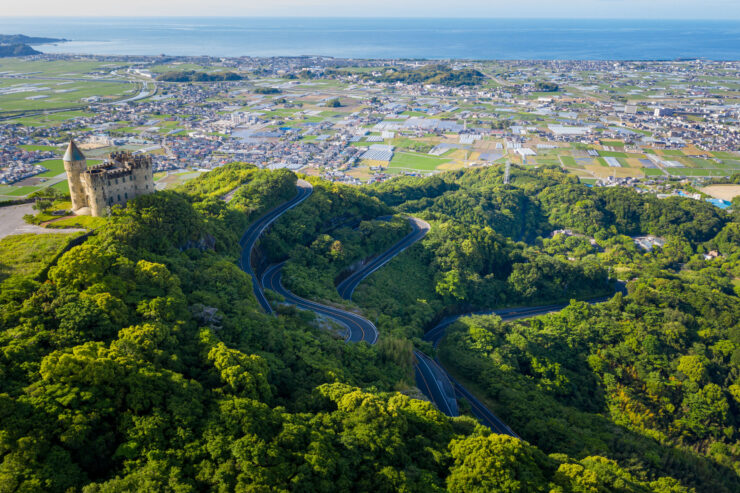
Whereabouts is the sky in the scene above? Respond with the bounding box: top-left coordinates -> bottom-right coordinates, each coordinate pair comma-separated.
4,1 -> 740,19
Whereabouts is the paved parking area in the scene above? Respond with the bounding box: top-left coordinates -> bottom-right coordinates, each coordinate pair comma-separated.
0,203 -> 85,239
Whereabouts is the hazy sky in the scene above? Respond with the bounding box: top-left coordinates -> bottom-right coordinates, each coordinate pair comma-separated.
4,0 -> 740,19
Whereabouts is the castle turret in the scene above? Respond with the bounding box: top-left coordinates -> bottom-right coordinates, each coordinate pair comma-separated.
82,168 -> 109,217
63,140 -> 88,212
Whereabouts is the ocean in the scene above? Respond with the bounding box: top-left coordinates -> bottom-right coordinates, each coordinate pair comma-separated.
1,17 -> 739,60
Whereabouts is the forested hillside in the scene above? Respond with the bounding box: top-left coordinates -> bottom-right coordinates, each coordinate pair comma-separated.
363,166 -> 739,491
267,164 -> 738,491
0,163 -> 737,492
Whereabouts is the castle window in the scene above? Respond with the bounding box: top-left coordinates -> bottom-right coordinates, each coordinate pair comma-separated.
108,198 -> 113,205
115,178 -> 118,184
130,176 -> 133,182
118,194 -> 121,201
125,192 -> 128,199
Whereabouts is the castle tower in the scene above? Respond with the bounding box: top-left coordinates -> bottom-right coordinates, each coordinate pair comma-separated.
82,169 -> 108,217
63,140 -> 88,212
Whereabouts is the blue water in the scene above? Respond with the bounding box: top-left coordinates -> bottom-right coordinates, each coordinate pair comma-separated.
0,17 -> 738,60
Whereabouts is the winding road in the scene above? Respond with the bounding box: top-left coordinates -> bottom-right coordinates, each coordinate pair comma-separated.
237,180 -> 598,437
425,304 -> 573,349
238,179 -> 313,314
262,261 -> 378,344
336,217 -> 431,300
238,188 -> 465,419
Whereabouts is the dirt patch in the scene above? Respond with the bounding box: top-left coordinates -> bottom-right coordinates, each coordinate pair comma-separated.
701,184 -> 740,201
436,162 -> 466,171
584,164 -> 643,178
13,176 -> 48,186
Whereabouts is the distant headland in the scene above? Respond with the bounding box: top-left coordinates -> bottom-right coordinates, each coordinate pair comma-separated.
0,33 -> 67,45
0,33 -> 68,58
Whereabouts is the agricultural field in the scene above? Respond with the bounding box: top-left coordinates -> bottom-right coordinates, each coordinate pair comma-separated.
0,79 -> 138,112
0,59 -> 120,78
1,55 -> 739,199
387,152 -> 452,172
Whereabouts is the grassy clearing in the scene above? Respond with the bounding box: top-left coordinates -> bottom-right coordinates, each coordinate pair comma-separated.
712,151 -> 739,159
6,110 -> 90,127
36,159 -> 67,177
667,168 -> 729,177
0,59 -> 116,77
0,232 -> 82,284
51,180 -> 70,194
6,186 -> 40,197
388,152 -> 449,171
18,145 -> 62,153
643,169 -> 666,176
599,140 -> 625,148
46,215 -> 106,230
686,158 -> 722,169
598,151 -> 628,158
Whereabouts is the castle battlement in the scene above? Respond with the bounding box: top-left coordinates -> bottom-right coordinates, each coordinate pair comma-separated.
63,140 -> 155,217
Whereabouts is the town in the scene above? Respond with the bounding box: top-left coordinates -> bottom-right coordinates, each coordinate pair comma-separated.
1,54 -> 738,207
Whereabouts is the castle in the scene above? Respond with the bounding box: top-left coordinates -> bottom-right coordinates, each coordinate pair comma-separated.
63,140 -> 155,217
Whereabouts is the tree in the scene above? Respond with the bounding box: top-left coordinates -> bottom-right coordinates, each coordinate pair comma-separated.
447,434 -> 550,492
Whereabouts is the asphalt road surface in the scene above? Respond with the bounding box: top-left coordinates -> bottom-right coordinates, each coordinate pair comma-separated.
262,262 -> 378,344
236,183 -> 590,436
0,203 -> 86,239
239,179 -> 313,314
414,350 -> 459,416
424,304 -> 570,349
336,217 -> 431,300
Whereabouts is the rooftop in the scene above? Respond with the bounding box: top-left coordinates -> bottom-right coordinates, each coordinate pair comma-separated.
63,140 -> 86,162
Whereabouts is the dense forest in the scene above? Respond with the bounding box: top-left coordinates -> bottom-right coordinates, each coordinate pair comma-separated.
267,164 -> 738,491
253,87 -> 281,94
368,167 -> 740,491
156,70 -> 244,82
361,65 -> 486,87
0,163 -> 737,491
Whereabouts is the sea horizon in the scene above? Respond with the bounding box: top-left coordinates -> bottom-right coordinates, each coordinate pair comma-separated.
1,17 -> 739,60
